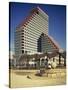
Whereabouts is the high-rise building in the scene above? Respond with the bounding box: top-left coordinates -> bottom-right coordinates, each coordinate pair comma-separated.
15,7 -> 59,60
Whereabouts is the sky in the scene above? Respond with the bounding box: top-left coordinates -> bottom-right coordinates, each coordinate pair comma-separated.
9,2 -> 66,53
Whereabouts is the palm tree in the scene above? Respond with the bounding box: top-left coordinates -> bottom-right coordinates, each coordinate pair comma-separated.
58,52 -> 61,65
26,55 -> 31,69
34,54 -> 39,69
64,51 -> 66,66
22,54 -> 30,69
13,54 -> 16,68
61,51 -> 66,66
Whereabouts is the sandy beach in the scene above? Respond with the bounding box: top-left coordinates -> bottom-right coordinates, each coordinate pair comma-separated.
9,68 -> 66,88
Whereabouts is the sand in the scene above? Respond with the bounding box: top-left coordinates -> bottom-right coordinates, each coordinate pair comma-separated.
9,69 -> 66,88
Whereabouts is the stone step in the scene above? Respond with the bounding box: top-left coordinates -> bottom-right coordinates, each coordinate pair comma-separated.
46,72 -> 66,78
42,68 -> 66,78
45,69 -> 66,73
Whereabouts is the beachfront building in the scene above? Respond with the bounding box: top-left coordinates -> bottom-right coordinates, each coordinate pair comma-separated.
15,7 -> 59,58
14,7 -> 63,68
15,7 -> 49,58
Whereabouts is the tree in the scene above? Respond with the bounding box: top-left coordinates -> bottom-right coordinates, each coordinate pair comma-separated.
62,51 -> 66,66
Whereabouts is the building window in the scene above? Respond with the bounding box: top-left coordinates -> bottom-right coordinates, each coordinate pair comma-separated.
21,33 -> 24,34
21,44 -> 24,46
21,41 -> 24,43
22,50 -> 24,53
21,47 -> 24,49
21,36 -> 24,37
